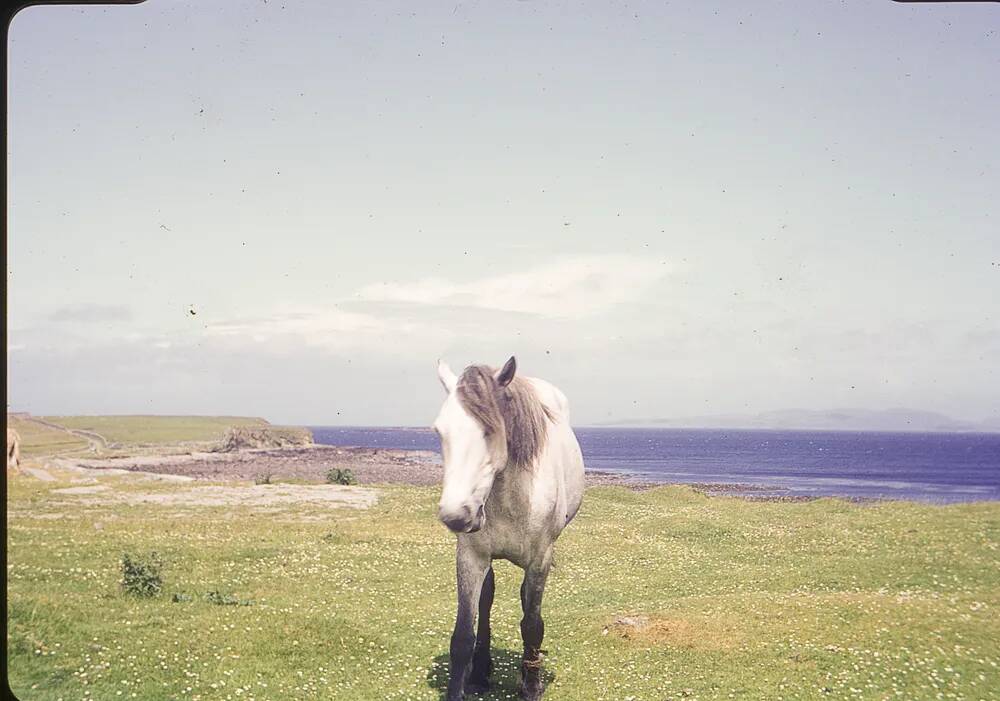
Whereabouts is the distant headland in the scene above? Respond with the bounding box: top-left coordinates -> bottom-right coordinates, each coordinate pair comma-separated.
593,408 -> 1000,433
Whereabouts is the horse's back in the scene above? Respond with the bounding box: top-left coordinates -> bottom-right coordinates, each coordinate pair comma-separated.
525,376 -> 585,529
523,376 -> 570,423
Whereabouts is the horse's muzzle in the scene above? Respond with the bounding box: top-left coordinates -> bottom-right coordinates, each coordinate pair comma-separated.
439,503 -> 485,534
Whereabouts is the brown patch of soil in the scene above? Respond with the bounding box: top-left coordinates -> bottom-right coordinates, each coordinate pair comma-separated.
604,614 -> 741,650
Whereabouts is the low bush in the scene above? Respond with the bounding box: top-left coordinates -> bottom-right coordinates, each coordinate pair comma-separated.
205,590 -> 253,606
325,468 -> 357,485
120,552 -> 163,598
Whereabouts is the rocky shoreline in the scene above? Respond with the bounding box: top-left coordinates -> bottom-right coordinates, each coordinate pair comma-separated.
58,444 -> 825,501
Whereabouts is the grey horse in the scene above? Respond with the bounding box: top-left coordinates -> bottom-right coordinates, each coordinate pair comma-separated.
434,357 -> 585,700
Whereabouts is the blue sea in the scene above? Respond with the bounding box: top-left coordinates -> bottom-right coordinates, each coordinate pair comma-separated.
308,426 -> 1000,503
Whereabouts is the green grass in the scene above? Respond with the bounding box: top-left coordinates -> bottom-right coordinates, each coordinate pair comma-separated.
7,415 -> 90,457
7,473 -> 1000,701
39,415 -> 270,447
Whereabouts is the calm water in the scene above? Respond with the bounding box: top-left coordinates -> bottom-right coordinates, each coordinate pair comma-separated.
309,426 -> 1000,503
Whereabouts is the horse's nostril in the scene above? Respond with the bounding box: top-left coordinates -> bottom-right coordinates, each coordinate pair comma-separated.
465,504 -> 486,533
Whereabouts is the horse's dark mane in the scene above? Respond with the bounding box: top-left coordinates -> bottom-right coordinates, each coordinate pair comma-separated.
456,365 -> 554,470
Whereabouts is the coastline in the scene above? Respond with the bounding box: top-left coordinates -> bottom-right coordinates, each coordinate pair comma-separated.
20,418 -> 992,503
59,444 -> 822,501
310,426 -> 1000,504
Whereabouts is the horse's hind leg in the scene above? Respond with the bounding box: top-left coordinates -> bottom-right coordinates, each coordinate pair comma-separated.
518,553 -> 553,701
467,566 -> 495,693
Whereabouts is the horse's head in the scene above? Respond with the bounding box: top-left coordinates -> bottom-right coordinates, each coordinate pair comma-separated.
433,356 -> 518,534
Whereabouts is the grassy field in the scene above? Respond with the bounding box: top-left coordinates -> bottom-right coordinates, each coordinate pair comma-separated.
38,416 -> 270,447
7,466 -> 999,701
7,415 -> 90,457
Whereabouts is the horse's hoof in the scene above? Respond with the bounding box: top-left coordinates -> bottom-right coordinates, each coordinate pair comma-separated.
466,679 -> 491,695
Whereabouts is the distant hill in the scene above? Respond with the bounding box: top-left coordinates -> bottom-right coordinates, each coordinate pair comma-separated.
593,408 -> 1000,433
40,415 -> 272,445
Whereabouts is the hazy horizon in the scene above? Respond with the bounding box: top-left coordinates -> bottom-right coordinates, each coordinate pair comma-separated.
7,1 -> 999,427
11,406 -> 998,434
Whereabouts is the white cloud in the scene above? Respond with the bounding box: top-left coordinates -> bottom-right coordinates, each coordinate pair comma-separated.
206,307 -> 387,349
355,254 -> 672,319
48,304 -> 133,323
193,254 -> 673,358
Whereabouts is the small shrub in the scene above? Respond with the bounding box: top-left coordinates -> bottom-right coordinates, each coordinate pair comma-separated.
205,590 -> 253,606
171,592 -> 192,603
325,467 -> 357,485
254,473 -> 273,485
120,552 -> 163,598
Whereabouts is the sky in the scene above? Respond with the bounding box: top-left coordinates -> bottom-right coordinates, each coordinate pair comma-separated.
6,0 -> 999,427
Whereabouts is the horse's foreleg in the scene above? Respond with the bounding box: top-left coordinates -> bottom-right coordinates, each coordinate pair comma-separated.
467,566 -> 495,693
518,554 -> 552,701
447,543 -> 490,701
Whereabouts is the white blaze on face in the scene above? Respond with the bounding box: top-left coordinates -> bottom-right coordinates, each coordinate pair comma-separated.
434,392 -> 494,530
434,362 -> 498,533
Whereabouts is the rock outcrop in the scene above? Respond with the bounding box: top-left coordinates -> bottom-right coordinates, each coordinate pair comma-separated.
7,428 -> 21,471
215,426 -> 313,452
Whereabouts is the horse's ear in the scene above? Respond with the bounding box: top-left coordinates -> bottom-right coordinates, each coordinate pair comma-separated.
495,356 -> 517,388
437,359 -> 457,393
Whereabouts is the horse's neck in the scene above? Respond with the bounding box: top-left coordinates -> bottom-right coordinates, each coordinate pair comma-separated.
487,378 -> 569,520
489,463 -> 535,515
